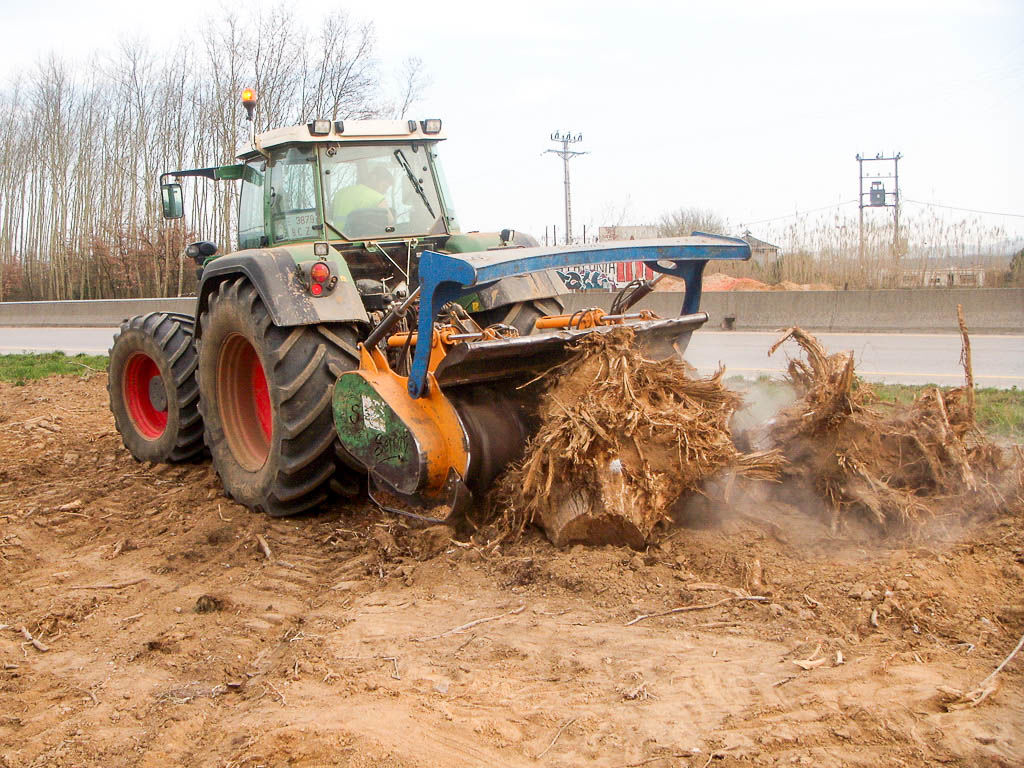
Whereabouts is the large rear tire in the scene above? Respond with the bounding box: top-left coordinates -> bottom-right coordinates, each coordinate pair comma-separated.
108,312 -> 205,463
197,277 -> 360,517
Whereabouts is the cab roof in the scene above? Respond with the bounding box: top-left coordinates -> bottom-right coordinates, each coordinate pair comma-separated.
238,119 -> 446,159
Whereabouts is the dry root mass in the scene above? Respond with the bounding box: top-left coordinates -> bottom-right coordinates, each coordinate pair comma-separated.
767,314 -> 1018,532
495,327 -> 782,548
493,308 -> 1020,548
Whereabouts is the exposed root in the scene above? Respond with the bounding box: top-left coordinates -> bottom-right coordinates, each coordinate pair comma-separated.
492,327 -> 783,547
486,308 -> 1018,549
768,309 -> 1017,532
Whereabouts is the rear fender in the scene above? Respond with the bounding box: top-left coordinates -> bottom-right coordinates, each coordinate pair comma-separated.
196,246 -> 369,337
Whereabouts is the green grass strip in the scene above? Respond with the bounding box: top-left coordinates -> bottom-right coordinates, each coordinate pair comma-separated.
0,352 -> 109,385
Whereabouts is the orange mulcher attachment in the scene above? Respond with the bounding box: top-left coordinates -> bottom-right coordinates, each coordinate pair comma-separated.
332,308 -> 534,521
332,235 -> 752,519
331,302 -> 706,520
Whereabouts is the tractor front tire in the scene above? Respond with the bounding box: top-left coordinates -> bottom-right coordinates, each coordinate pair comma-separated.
198,277 -> 359,517
108,312 -> 205,463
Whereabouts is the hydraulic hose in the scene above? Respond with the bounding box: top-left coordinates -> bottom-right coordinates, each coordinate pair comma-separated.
363,286 -> 421,350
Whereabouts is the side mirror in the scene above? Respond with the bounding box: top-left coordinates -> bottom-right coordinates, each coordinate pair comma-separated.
161,183 -> 184,219
185,241 -> 218,264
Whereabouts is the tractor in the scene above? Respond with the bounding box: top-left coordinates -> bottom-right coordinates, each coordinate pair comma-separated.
108,93 -> 750,521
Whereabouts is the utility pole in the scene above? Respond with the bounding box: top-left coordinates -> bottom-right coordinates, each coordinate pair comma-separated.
545,131 -> 586,245
893,156 -> 900,256
856,152 -> 902,260
858,155 -> 864,261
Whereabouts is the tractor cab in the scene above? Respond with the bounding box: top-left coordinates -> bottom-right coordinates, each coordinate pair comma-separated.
160,118 -> 461,275
232,119 -> 459,250
159,110 -> 552,312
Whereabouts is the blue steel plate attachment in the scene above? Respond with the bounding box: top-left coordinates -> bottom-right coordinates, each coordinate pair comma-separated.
409,233 -> 750,398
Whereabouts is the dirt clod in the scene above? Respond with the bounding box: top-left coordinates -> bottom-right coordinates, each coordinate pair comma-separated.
409,524 -> 452,560
194,594 -> 224,613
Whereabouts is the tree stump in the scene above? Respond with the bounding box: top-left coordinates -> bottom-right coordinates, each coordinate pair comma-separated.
538,464 -> 662,550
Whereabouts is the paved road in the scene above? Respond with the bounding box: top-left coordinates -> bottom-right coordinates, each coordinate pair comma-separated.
2,326 -> 1022,388
0,327 -> 119,356
688,330 -> 1023,388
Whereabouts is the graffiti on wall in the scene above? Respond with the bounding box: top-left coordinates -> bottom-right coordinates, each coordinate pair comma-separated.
616,262 -> 655,283
556,261 -> 657,291
556,268 -> 615,291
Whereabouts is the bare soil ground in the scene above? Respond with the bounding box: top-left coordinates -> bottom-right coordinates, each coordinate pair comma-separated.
1,375 -> 1023,768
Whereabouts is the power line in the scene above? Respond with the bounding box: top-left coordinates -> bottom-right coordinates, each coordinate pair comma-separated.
741,199 -> 856,227
741,197 -> 1024,229
903,198 -> 1024,219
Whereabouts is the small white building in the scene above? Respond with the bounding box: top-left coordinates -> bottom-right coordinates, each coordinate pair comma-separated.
597,225 -> 660,242
740,230 -> 781,267
896,267 -> 985,288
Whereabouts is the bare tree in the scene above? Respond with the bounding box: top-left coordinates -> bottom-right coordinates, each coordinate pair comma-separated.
390,56 -> 430,119
657,206 -> 728,237
300,14 -> 380,121
0,2 -> 407,301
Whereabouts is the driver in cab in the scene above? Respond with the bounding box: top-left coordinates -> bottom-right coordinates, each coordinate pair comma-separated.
331,164 -> 394,228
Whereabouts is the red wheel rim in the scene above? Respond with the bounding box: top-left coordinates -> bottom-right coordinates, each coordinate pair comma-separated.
122,353 -> 168,439
252,355 -> 272,441
217,333 -> 272,471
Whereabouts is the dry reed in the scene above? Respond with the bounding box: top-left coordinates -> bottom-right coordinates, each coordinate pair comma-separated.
715,210 -> 1017,289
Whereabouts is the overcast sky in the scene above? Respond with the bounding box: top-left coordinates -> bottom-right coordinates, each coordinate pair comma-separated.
2,0 -> 1022,245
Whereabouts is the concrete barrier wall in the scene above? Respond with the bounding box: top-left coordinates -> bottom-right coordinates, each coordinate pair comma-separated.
0,298 -> 196,327
563,288 -> 1024,334
1,288 -> 1022,333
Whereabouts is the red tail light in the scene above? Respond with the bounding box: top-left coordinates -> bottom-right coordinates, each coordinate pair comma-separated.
310,262 -> 331,283
310,282 -> 324,296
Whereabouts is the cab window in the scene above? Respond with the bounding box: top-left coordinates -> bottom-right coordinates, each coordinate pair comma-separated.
321,143 -> 445,239
238,160 -> 266,250
268,146 -> 320,243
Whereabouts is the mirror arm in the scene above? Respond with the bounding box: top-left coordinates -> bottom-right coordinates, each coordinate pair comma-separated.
161,167 -> 219,183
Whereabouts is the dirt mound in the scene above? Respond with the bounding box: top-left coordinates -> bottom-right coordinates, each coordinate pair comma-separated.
494,328 -> 782,548
651,272 -> 766,292
773,280 -> 833,291
703,273 -> 768,292
1,373 -> 1023,766
653,273 -> 833,292
766,321 -> 1019,532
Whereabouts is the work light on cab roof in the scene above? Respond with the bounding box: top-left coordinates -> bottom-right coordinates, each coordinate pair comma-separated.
241,88 -> 256,120
304,117 -> 442,137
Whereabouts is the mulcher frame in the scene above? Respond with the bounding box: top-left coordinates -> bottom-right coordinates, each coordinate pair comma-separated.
407,233 -> 752,398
